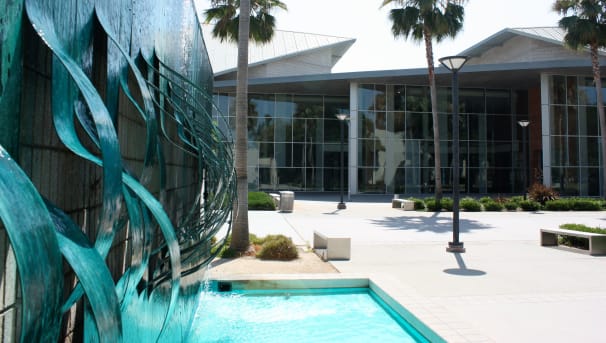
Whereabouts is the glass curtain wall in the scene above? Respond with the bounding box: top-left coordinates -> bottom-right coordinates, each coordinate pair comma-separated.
357,83 -> 523,194
547,75 -> 603,196
213,93 -> 349,191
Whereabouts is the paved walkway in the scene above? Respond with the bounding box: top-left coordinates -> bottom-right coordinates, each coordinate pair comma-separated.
222,198 -> 606,342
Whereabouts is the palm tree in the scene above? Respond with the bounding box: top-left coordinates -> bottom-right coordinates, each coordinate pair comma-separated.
381,0 -> 466,203
554,0 -> 606,198
205,0 -> 286,252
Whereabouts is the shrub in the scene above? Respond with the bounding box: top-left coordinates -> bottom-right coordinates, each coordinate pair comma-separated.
440,197 -> 453,211
212,233 -> 261,258
519,200 -> 541,211
509,196 -> 525,204
544,199 -> 571,211
424,197 -> 454,211
408,197 -> 425,210
424,198 -> 438,212
503,200 -> 519,211
483,200 -> 504,212
569,198 -> 602,211
527,183 -> 559,205
248,192 -> 277,210
460,197 -> 482,211
479,196 -> 493,204
256,234 -> 299,260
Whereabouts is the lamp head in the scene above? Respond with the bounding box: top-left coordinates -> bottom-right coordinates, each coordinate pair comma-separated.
439,56 -> 469,72
518,120 -> 530,127
336,113 -> 349,121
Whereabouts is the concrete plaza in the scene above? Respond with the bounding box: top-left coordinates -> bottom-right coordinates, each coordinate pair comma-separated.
216,196 -> 606,342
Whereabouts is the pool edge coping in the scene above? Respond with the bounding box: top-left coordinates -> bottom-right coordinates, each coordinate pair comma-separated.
209,274 -> 446,343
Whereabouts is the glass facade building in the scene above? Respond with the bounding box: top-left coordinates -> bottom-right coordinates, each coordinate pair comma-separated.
214,82 -> 536,195
354,84 -> 528,194
214,93 -> 349,192
210,27 -> 606,197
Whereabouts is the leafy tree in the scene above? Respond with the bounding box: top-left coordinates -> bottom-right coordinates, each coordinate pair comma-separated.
381,0 -> 466,202
204,0 -> 287,252
554,0 -> 606,197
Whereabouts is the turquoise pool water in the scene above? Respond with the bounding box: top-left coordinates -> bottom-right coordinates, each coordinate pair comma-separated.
189,287 -> 429,342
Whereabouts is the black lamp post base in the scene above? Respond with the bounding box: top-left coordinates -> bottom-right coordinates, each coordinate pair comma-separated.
337,202 -> 347,210
446,242 -> 465,253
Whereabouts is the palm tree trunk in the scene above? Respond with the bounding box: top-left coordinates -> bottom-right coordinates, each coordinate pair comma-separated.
231,0 -> 251,252
424,27 -> 443,203
591,45 -> 606,198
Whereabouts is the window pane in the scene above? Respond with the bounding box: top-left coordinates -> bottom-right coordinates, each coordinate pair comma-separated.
275,94 -> 294,118
578,106 -> 599,136
294,95 -> 323,118
550,75 -> 567,105
460,89 -> 485,113
359,111 -> 376,138
550,105 -> 566,136
406,112 -> 432,140
249,93 -> 274,117
486,90 -> 511,114
248,116 -> 274,141
274,117 -> 292,142
486,115 -> 511,141
324,96 -> 349,119
567,106 -> 578,135
406,86 -> 430,112
567,76 -> 578,105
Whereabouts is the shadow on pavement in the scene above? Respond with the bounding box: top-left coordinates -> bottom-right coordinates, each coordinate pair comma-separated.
443,253 -> 486,276
369,213 -> 492,233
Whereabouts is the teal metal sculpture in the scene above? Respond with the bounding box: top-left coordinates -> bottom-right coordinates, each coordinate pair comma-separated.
0,0 -> 235,341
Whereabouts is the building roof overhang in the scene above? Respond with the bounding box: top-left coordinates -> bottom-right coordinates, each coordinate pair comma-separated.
214,59 -> 604,95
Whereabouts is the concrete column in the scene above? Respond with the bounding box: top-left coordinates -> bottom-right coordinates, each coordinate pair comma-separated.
349,82 -> 359,196
540,73 -> 551,187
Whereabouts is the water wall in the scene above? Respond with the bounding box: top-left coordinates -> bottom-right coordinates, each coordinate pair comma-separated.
0,0 -> 235,341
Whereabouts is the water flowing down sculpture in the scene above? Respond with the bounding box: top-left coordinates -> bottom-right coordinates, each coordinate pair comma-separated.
0,0 -> 235,341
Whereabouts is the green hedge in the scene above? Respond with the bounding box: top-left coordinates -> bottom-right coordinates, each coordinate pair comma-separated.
460,197 -> 482,211
519,200 -> 541,211
408,197 -> 426,210
483,200 -> 504,211
543,198 -> 602,211
544,199 -> 570,211
560,223 -> 606,234
248,192 -> 277,210
425,197 -> 453,211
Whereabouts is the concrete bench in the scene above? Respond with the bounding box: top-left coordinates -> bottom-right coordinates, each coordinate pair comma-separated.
313,230 -> 350,261
392,199 -> 414,210
540,228 -> 606,256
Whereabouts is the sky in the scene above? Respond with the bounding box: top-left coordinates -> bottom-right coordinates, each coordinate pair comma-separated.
198,0 -> 563,73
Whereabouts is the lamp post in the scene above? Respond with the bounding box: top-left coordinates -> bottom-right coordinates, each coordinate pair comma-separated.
439,55 -> 468,253
336,113 -> 349,210
518,120 -> 530,197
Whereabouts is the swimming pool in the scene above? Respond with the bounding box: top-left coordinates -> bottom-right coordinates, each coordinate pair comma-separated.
188,283 -> 434,342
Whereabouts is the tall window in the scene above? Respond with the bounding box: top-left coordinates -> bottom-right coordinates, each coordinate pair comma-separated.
547,75 -> 603,196
357,84 -> 522,194
213,93 -> 348,191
